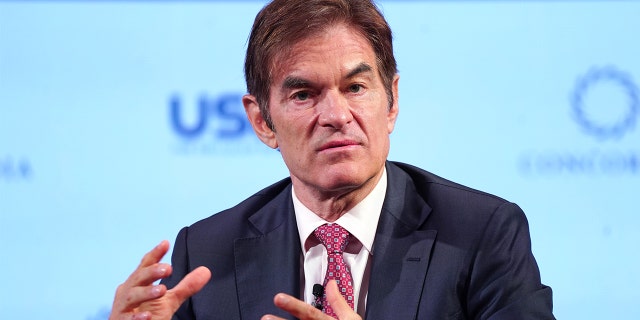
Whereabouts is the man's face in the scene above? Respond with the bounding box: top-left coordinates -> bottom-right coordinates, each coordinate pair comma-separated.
246,24 -> 399,200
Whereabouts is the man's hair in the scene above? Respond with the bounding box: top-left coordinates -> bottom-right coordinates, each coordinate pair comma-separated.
244,0 -> 397,131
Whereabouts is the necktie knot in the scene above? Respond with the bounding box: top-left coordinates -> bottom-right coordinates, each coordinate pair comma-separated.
314,223 -> 350,253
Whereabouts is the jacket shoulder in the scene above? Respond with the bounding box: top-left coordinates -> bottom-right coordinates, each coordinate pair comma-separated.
389,161 -> 508,206
186,177 -> 292,239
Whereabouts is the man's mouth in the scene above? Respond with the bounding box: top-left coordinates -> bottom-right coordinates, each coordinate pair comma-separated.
317,140 -> 360,152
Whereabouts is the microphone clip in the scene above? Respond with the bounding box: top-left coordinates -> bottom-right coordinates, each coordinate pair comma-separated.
312,283 -> 324,311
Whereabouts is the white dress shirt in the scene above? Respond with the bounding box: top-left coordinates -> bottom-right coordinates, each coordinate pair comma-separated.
293,168 -> 387,316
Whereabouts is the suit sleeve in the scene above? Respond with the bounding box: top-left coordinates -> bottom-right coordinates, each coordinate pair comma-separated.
159,226 -> 196,320
467,202 -> 555,320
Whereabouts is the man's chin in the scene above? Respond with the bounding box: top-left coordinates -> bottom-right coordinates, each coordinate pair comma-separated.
317,167 -> 380,192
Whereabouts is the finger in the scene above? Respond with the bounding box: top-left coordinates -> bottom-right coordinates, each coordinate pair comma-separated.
138,240 -> 170,269
130,311 -> 151,320
112,284 -> 167,314
271,293 -> 327,320
123,262 -> 172,291
325,280 -> 361,320
122,241 -> 172,288
169,266 -> 212,305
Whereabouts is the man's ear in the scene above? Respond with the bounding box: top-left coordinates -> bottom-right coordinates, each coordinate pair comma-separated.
243,94 -> 278,149
387,74 -> 400,134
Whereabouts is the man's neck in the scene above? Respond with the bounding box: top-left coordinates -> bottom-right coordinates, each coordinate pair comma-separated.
291,167 -> 385,222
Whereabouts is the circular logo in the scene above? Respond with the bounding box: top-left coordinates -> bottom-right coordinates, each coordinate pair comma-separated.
571,66 -> 639,140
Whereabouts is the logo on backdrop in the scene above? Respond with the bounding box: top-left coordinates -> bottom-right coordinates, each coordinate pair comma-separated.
0,155 -> 32,182
519,66 -> 639,176
168,92 -> 271,155
570,66 -> 639,140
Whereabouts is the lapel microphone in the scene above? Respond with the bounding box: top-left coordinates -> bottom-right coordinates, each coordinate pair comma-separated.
312,284 -> 324,310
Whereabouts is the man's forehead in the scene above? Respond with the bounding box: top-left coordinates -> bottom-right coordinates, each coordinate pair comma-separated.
269,25 -> 377,82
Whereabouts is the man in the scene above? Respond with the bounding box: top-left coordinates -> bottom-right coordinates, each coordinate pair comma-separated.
110,0 -> 554,319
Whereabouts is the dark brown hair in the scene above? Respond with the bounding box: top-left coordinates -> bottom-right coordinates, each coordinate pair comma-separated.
244,0 -> 397,130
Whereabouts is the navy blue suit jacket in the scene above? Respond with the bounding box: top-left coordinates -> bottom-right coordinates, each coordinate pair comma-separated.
161,161 -> 554,319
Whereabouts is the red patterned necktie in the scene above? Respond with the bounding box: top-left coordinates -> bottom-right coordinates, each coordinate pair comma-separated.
314,223 -> 355,317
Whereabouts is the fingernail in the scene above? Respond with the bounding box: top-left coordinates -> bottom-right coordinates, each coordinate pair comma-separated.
157,266 -> 167,276
151,285 -> 162,297
133,311 -> 151,320
275,293 -> 290,304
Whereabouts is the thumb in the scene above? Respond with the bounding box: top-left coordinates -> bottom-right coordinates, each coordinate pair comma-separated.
325,280 -> 356,318
170,266 -> 211,305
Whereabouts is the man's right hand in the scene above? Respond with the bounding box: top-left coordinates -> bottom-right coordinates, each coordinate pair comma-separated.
262,280 -> 362,320
109,240 -> 211,320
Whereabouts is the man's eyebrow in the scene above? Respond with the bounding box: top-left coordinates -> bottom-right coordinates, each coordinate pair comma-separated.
280,63 -> 372,90
282,76 -> 310,90
346,62 -> 373,79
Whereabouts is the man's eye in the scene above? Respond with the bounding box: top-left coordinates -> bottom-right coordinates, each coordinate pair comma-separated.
348,84 -> 363,93
293,91 -> 310,101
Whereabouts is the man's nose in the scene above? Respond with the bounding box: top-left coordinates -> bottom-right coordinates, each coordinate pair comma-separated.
317,89 -> 353,129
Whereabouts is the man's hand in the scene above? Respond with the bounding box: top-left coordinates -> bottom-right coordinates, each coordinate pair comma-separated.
109,240 -> 211,320
261,280 -> 362,320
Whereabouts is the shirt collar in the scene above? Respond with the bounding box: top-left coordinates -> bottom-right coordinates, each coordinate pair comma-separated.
293,167 -> 387,255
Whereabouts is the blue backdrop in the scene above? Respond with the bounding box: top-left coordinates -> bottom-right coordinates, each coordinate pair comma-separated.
1,1 -> 639,319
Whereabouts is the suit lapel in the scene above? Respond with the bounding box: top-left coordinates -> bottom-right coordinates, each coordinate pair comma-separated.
365,163 -> 437,320
234,185 -> 301,320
